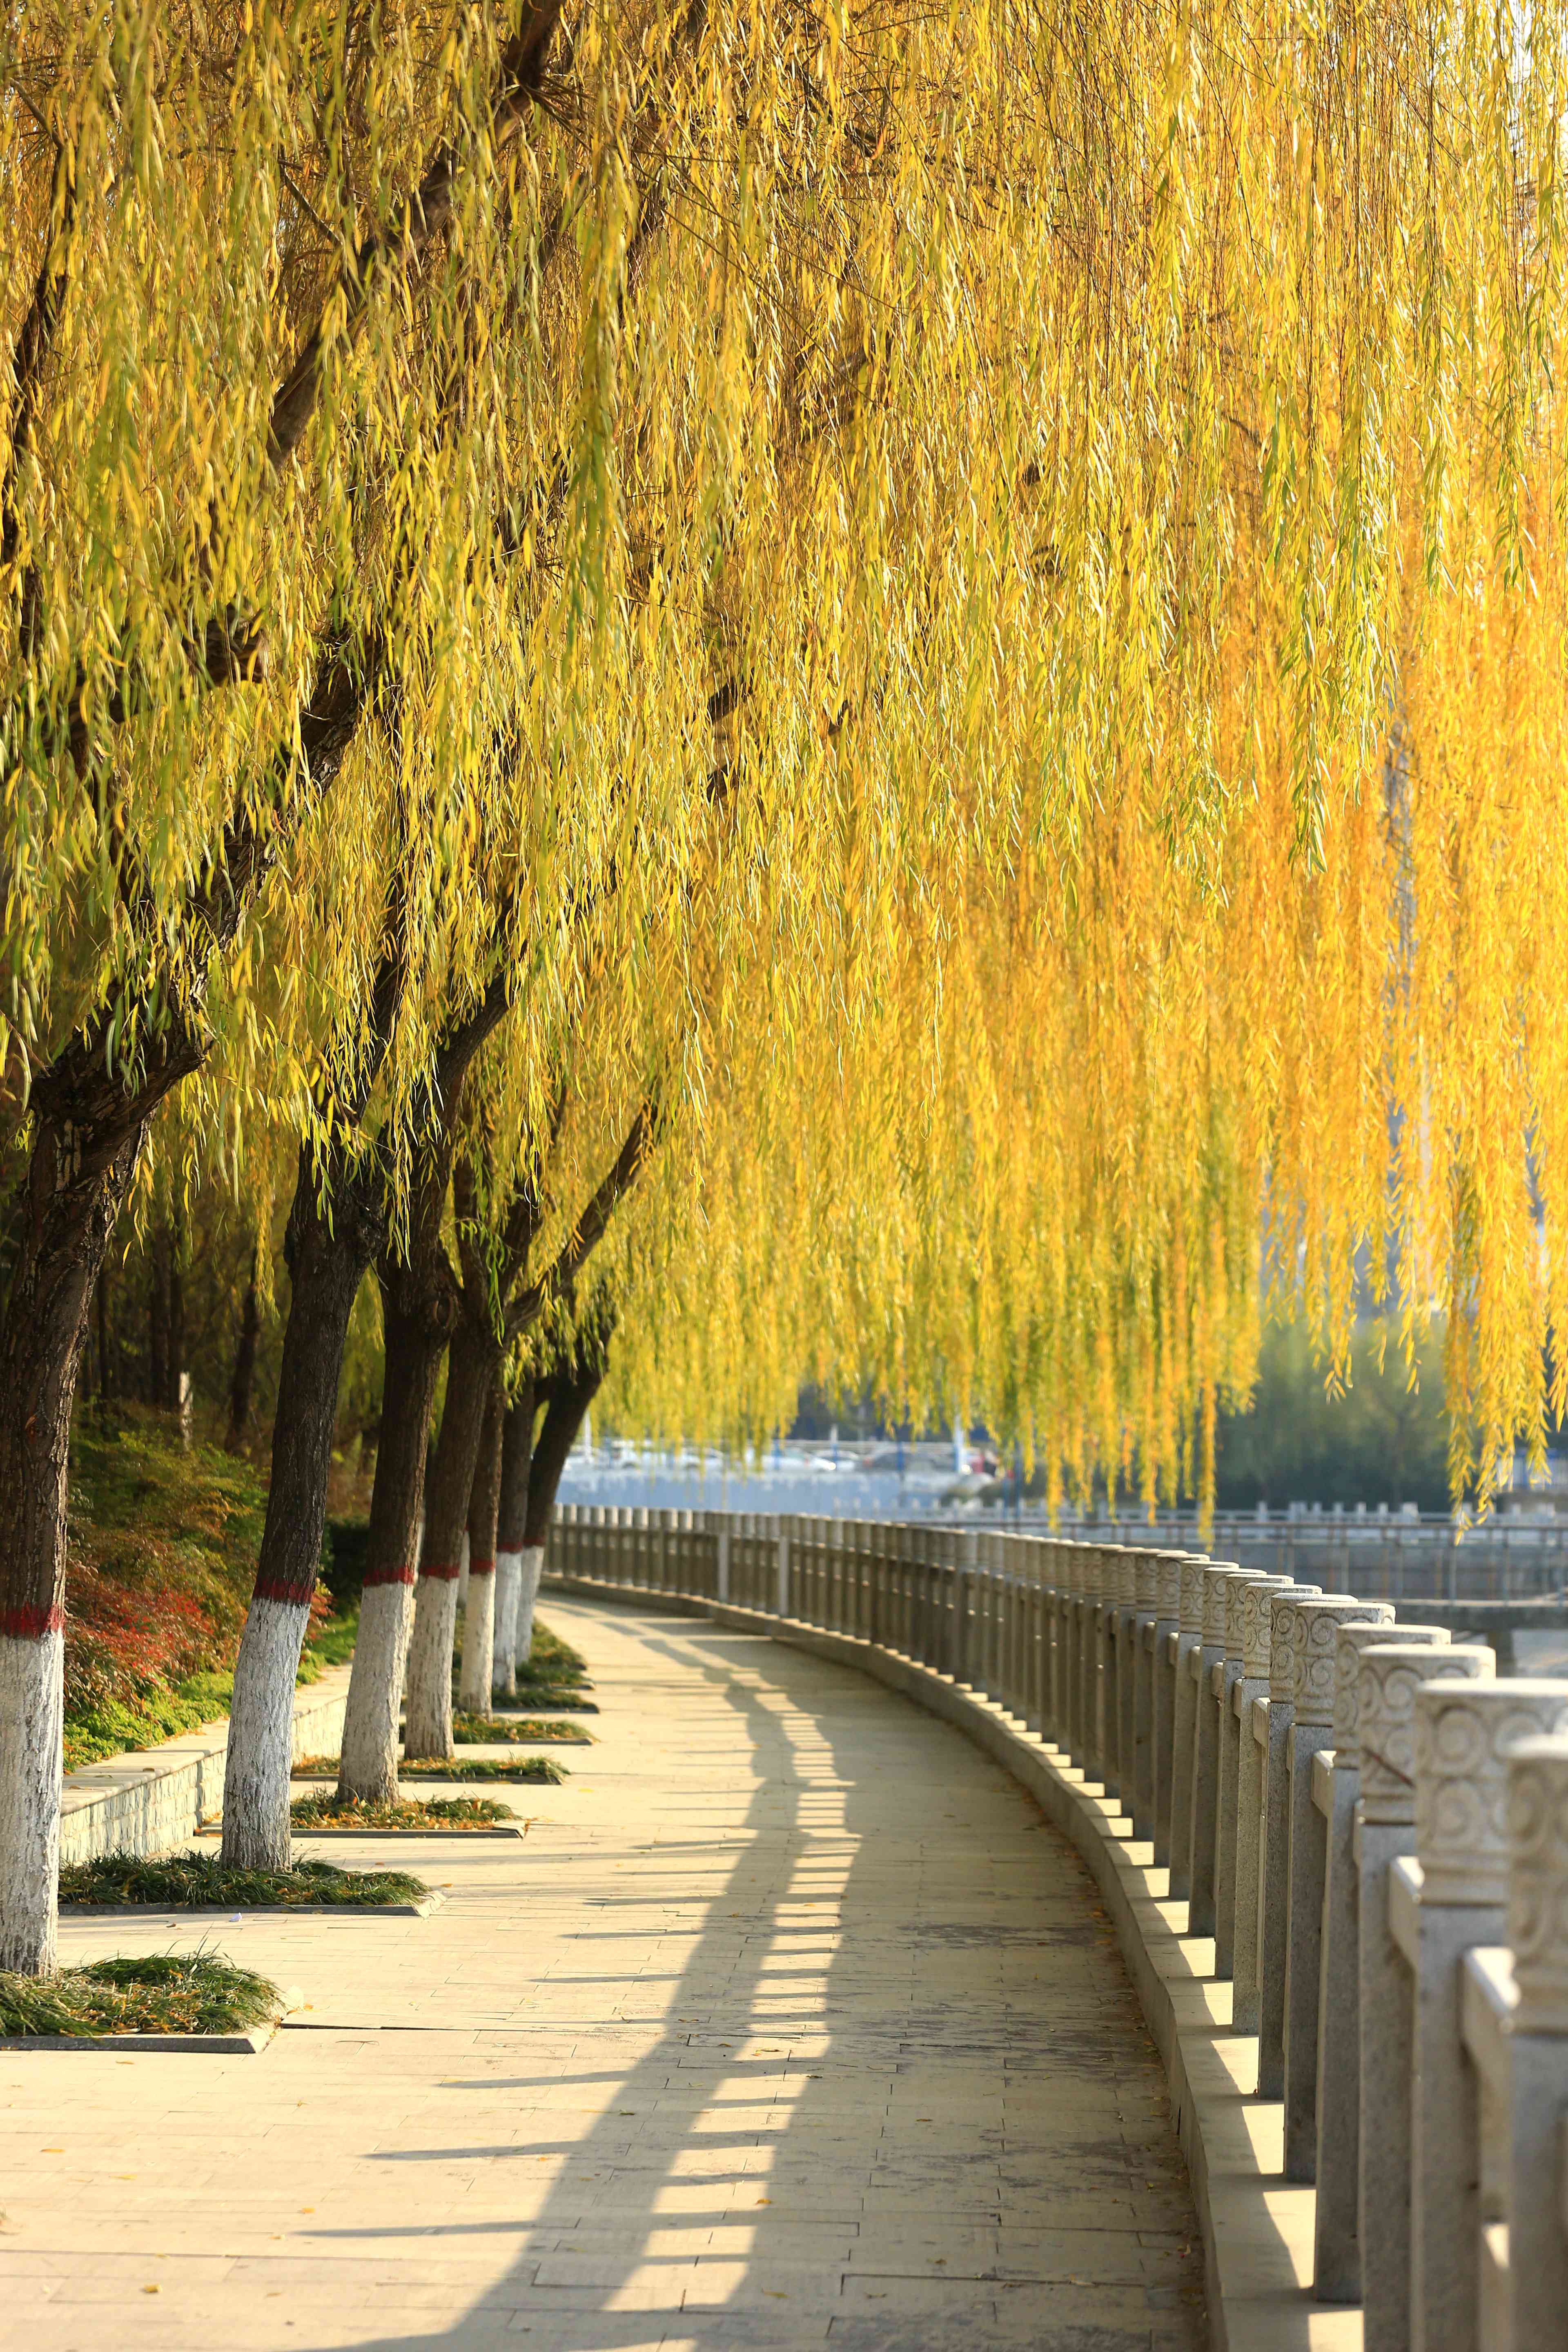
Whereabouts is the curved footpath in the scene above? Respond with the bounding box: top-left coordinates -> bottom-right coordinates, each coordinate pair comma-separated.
0,1600 -> 1205,2352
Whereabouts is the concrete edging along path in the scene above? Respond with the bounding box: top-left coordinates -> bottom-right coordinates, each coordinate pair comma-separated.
545,1569 -> 1357,2352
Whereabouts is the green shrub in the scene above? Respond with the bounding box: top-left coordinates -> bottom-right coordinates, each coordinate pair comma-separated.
63,1414 -> 350,1768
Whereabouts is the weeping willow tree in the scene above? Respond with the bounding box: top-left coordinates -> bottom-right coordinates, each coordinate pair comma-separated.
1,0 -> 1566,1978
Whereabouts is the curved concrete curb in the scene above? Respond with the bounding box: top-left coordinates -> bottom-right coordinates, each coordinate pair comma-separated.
544,1572 -> 1363,2352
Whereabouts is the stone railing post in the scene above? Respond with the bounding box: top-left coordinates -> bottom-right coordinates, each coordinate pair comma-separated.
1130,1553 -> 1160,1843
1040,1541 -> 1060,1742
1062,1542 -> 1082,1755
1217,1573 -> 1297,1980
1079,1548 -> 1105,1783
1501,1730 -> 1568,2352
960,1526 -> 980,1688
1090,1546 -> 1109,1777
1152,1555 -> 1185,1867
1408,1677 -> 1568,2352
1189,1563 -> 1250,1937
775,1516 -> 790,1618
1037,1539 -> 1056,1737
1024,1538 -> 1046,1735
1064,1546 -> 1085,1766
1262,1591 -> 1345,2096
1233,1578 -> 1316,2033
1359,1642 -> 1496,2352
1171,1558 -> 1208,1902
1210,1568 -> 1275,1971
1313,1621 -> 1452,2303
1282,1596 -> 1394,2179
1100,1548 -> 1127,1802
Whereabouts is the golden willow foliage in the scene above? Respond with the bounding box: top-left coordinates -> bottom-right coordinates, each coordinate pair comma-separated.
6,1 -> 1568,1512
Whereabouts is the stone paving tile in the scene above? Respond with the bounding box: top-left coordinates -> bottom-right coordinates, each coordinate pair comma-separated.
0,1603 -> 1206,2352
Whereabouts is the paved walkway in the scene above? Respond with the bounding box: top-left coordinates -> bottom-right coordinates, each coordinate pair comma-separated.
2,1601 -> 1206,2352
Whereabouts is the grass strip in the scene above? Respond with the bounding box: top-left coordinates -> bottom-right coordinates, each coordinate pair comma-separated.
0,1953 -> 283,2037
517,1620 -> 590,1687
291,1792 -> 515,1830
60,1849 -> 428,1908
293,1753 -> 570,1783
482,1686 -> 598,1713
451,1712 -> 593,1746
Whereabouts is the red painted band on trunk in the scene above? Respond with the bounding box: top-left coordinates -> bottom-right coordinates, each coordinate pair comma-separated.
251,1581 -> 315,1609
362,1565 -> 418,1589
422,1562 -> 461,1582
0,1602 -> 63,1639
468,1557 -> 496,1577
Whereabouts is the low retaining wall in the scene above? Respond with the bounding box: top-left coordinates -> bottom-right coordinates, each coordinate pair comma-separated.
59,1664 -> 354,1864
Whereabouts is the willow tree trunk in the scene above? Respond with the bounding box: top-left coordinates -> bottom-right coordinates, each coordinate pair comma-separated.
493,1381 -> 535,1696
459,1376 -> 503,1711
403,1321 -> 498,1759
520,1362 -> 606,1662
335,1260 -> 452,1800
220,1156 -> 383,1869
0,1109 -> 144,1975
225,1248 -> 261,1452
148,1225 -> 171,1407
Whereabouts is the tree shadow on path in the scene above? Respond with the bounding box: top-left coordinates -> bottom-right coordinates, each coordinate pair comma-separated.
328,1609 -> 1206,2352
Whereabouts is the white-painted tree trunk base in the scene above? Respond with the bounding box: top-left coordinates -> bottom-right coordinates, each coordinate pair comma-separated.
0,1629 -> 64,1976
459,1572 -> 495,1712
456,1530 -> 471,1615
337,1579 -> 414,1804
221,1597 -> 308,1870
492,1554 -> 522,1697
514,1547 -> 545,1670
404,1577 -> 459,1759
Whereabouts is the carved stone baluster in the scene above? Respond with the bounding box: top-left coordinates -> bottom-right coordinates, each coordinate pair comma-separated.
1313,1621 -> 1450,2303
1129,1552 -> 1160,1843
1211,1569 -> 1284,1977
1281,1596 -> 1395,2180
1409,1677 -> 1568,2352
1501,1729 -> 1568,2352
1152,1555 -> 1186,1869
1170,1559 -> 1208,1903
1098,1548 -> 1125,1802
1354,1646 -> 1495,2352
1233,1578 -> 1315,2035
1063,1546 -> 1084,1764
1080,1550 -> 1108,1786
1189,1564 -> 1252,1938
1217,1574 -> 1297,1982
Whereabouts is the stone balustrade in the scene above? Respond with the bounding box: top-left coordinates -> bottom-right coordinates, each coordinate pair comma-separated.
546,1504 -> 1568,2352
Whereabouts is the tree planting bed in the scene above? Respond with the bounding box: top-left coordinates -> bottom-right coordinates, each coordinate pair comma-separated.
60,1850 -> 434,1911
0,1954 -> 300,2053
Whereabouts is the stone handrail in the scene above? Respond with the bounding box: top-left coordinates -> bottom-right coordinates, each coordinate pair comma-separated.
545,1504 -> 1568,2352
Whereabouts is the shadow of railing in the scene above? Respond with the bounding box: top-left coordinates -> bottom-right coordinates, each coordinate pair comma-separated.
330,1612 -> 1203,2350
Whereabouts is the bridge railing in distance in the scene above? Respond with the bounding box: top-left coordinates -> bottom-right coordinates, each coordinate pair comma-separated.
546,1505 -> 1568,2352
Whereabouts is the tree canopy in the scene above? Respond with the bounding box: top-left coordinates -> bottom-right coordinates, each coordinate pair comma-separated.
7,0 -> 1568,1521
